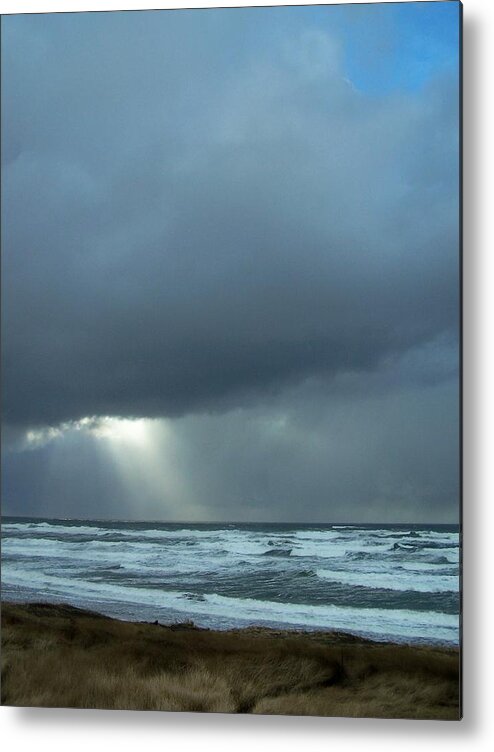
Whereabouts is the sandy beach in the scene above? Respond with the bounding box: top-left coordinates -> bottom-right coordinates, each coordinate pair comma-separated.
1,601 -> 460,719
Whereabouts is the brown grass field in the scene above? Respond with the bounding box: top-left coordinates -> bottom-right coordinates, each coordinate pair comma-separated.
1,601 -> 460,719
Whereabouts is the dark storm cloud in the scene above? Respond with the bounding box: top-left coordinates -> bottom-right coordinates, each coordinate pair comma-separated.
1,8 -> 459,429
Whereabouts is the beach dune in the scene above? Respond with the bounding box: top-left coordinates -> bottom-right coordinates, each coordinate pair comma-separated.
1,602 -> 460,719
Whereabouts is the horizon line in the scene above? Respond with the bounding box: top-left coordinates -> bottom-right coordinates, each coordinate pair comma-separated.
1,513 -> 460,526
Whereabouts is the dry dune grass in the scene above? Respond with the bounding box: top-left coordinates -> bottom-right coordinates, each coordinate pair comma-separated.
1,602 -> 460,719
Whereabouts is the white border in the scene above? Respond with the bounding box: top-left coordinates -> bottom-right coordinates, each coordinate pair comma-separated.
1,0 -> 493,749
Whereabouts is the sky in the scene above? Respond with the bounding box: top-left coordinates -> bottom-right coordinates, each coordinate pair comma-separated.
1,2 -> 461,523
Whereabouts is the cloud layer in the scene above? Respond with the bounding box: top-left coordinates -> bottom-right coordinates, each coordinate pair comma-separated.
2,9 -> 458,427
1,6 -> 460,521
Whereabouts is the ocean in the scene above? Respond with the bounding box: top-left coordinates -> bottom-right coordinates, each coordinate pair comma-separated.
1,517 -> 460,646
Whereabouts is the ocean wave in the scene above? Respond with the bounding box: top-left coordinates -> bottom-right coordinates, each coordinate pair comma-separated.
344,551 -> 383,561
316,568 -> 459,594
2,567 -> 459,643
392,542 -> 417,551
203,593 -> 458,643
262,548 -> 293,557
294,569 -> 315,578
183,592 -> 206,602
2,520 -> 460,644
400,557 -> 452,568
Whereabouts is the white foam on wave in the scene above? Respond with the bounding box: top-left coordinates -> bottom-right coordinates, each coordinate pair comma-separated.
290,540 -> 390,559
293,530 -> 343,540
316,568 -> 459,594
2,537 -> 81,560
203,593 -> 458,642
2,521 -> 225,541
2,536 -> 242,577
1,565 -> 459,644
3,530 -> 283,572
2,520 -> 460,644
331,525 -> 359,529
400,561 -> 457,573
2,521 -> 105,536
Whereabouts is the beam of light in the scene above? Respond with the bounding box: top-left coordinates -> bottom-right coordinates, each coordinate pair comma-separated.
93,418 -> 205,521
21,416 -> 207,521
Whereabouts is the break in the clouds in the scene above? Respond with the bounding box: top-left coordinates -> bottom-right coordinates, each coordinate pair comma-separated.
1,3 -> 460,522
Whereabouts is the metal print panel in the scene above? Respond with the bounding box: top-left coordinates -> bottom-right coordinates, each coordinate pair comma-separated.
1,1 -> 462,719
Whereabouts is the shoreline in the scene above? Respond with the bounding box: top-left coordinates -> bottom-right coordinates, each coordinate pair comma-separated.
1,600 -> 460,718
0,592 -> 459,649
